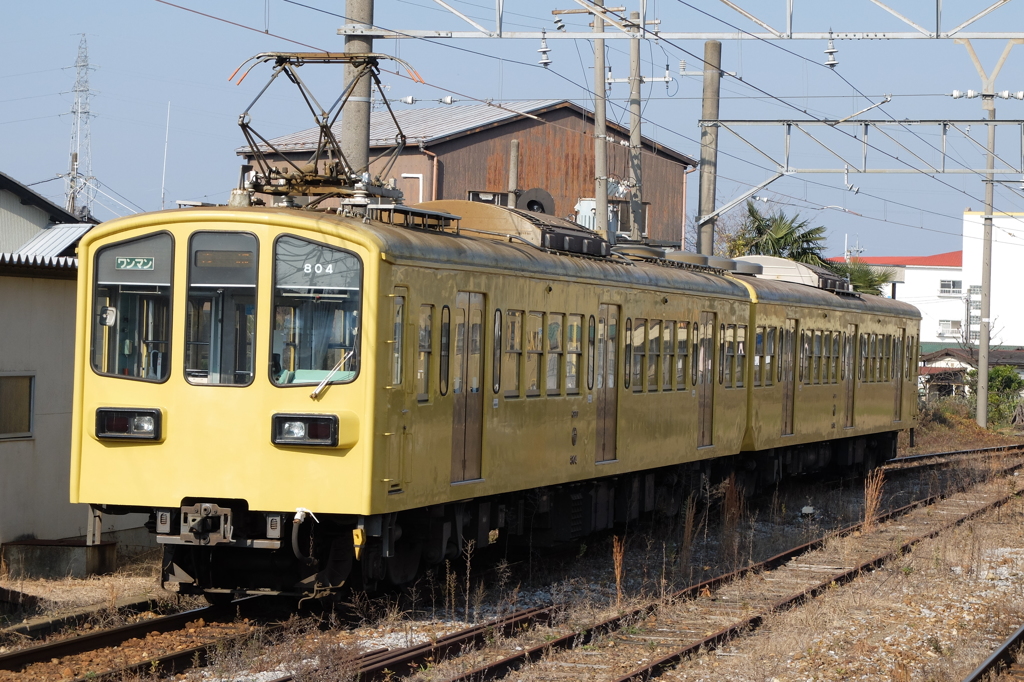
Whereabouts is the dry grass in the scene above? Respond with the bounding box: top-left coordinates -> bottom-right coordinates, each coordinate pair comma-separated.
899,398 -> 1023,456
612,536 -> 626,609
862,468 -> 885,532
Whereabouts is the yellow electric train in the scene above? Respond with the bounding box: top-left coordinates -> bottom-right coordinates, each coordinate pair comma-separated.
70,199 -> 920,599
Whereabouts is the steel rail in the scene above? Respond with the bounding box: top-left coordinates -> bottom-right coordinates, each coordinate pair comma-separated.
962,621 -> 1024,682
0,601 -> 245,673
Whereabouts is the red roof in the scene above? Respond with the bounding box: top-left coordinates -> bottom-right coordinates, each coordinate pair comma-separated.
827,251 -> 962,267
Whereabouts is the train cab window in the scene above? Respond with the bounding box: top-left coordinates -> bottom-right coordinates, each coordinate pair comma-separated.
417,305 -> 432,401
525,311 -> 543,396
270,236 -> 360,388
504,310 -> 523,398
676,321 -> 688,389
566,314 -> 583,395
764,326 -> 775,387
391,292 -> 405,386
546,313 -> 564,395
662,322 -> 673,390
91,233 -> 173,382
632,319 -> 646,392
439,306 -> 450,395
492,310 -> 502,394
186,232 -> 258,386
587,315 -> 596,391
647,319 -> 660,392
735,325 -> 746,388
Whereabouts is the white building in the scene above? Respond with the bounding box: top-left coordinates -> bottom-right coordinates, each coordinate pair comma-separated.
962,211 -> 1024,349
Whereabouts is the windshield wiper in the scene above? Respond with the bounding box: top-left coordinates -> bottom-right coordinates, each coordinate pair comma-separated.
310,350 -> 354,399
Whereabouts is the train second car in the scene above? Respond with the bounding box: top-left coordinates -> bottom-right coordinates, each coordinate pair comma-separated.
70,201 -> 920,599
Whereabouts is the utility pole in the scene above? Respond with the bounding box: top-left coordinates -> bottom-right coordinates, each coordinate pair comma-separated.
628,11 -> 644,241
342,0 -> 374,180
593,0 -> 609,243
696,40 -> 721,256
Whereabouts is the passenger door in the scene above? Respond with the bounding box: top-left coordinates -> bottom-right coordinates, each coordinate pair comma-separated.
451,292 -> 484,482
595,304 -> 619,462
697,311 -> 715,447
386,288 -> 407,494
844,324 -> 857,428
781,318 -> 797,436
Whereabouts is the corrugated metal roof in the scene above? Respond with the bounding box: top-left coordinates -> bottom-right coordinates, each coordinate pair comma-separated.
0,252 -> 78,269
15,224 -> 92,259
238,99 -> 695,165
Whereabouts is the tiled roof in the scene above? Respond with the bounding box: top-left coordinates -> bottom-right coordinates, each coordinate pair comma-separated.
238,99 -> 696,165
920,347 -> 1024,367
15,224 -> 92,259
827,251 -> 962,267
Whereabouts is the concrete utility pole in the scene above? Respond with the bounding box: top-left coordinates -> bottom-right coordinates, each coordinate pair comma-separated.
507,138 -> 520,206
628,12 -> 644,241
593,0 -> 610,242
696,40 -> 721,256
342,0 -> 374,178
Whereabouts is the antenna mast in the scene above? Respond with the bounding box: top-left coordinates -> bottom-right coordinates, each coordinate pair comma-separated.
66,34 -> 95,221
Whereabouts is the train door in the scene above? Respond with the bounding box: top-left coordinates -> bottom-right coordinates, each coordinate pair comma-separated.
697,311 -> 715,447
893,328 -> 905,421
451,292 -> 484,482
595,304 -> 619,462
844,324 -> 857,428
781,318 -> 797,436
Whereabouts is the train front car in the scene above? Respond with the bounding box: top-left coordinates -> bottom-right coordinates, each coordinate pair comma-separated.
71,208 -> 378,599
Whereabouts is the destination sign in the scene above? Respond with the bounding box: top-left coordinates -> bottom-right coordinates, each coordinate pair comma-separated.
115,257 -> 155,271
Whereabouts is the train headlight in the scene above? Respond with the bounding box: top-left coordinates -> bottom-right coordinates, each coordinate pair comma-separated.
272,414 -> 338,447
96,408 -> 162,440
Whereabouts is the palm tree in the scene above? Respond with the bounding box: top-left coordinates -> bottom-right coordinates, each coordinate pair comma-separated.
727,201 -> 830,268
828,259 -> 896,296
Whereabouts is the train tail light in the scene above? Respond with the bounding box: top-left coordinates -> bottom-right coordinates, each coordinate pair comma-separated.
272,414 -> 338,447
96,408 -> 162,440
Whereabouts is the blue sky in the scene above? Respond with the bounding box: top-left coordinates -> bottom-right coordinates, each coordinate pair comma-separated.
4,1 -> 1024,257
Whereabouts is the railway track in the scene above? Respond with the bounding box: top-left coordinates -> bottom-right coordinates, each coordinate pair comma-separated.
241,450 -> 1024,682
4,444 -> 1018,681
886,442 -> 1024,473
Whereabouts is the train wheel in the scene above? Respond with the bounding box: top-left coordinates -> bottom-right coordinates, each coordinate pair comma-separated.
387,537 -> 423,586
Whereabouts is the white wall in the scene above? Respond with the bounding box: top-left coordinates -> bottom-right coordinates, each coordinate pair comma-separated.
963,212 -> 1024,348
890,265 -> 966,344
0,274 -> 144,544
0,190 -> 49,253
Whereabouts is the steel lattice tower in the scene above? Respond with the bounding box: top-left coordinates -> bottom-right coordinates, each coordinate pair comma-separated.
66,34 -> 95,220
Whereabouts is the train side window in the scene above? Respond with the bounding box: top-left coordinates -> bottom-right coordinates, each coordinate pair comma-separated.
859,333 -> 868,382
886,334 -> 894,380
676,321 -> 688,389
724,324 -> 736,388
840,332 -> 847,380
647,319 -> 660,392
753,326 -> 764,387
798,331 -> 807,384
822,332 -> 831,384
736,325 -> 746,388
546,313 -> 564,395
525,311 -> 544,396
811,330 -> 821,385
439,306 -> 450,395
416,305 -> 432,401
566,314 -> 583,395
719,324 -> 726,385
632,318 -> 646,392
504,310 -> 522,398
832,332 -> 841,383
662,321 -> 673,390
692,321 -> 700,387
91,232 -> 173,382
391,292 -> 405,386
624,318 -> 633,389
587,315 -> 596,391
764,326 -> 775,387
492,310 -> 502,394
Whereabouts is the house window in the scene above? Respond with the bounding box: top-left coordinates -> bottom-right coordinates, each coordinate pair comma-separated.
939,280 -> 962,295
969,285 -> 982,296
938,320 -> 962,337
970,330 -> 981,342
0,375 -> 33,439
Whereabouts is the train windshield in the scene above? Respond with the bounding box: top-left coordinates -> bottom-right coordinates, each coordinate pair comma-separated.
271,236 -> 361,386
184,232 -> 258,386
91,233 -> 173,381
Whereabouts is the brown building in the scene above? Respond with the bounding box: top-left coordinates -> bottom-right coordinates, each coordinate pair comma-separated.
239,99 -> 697,243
